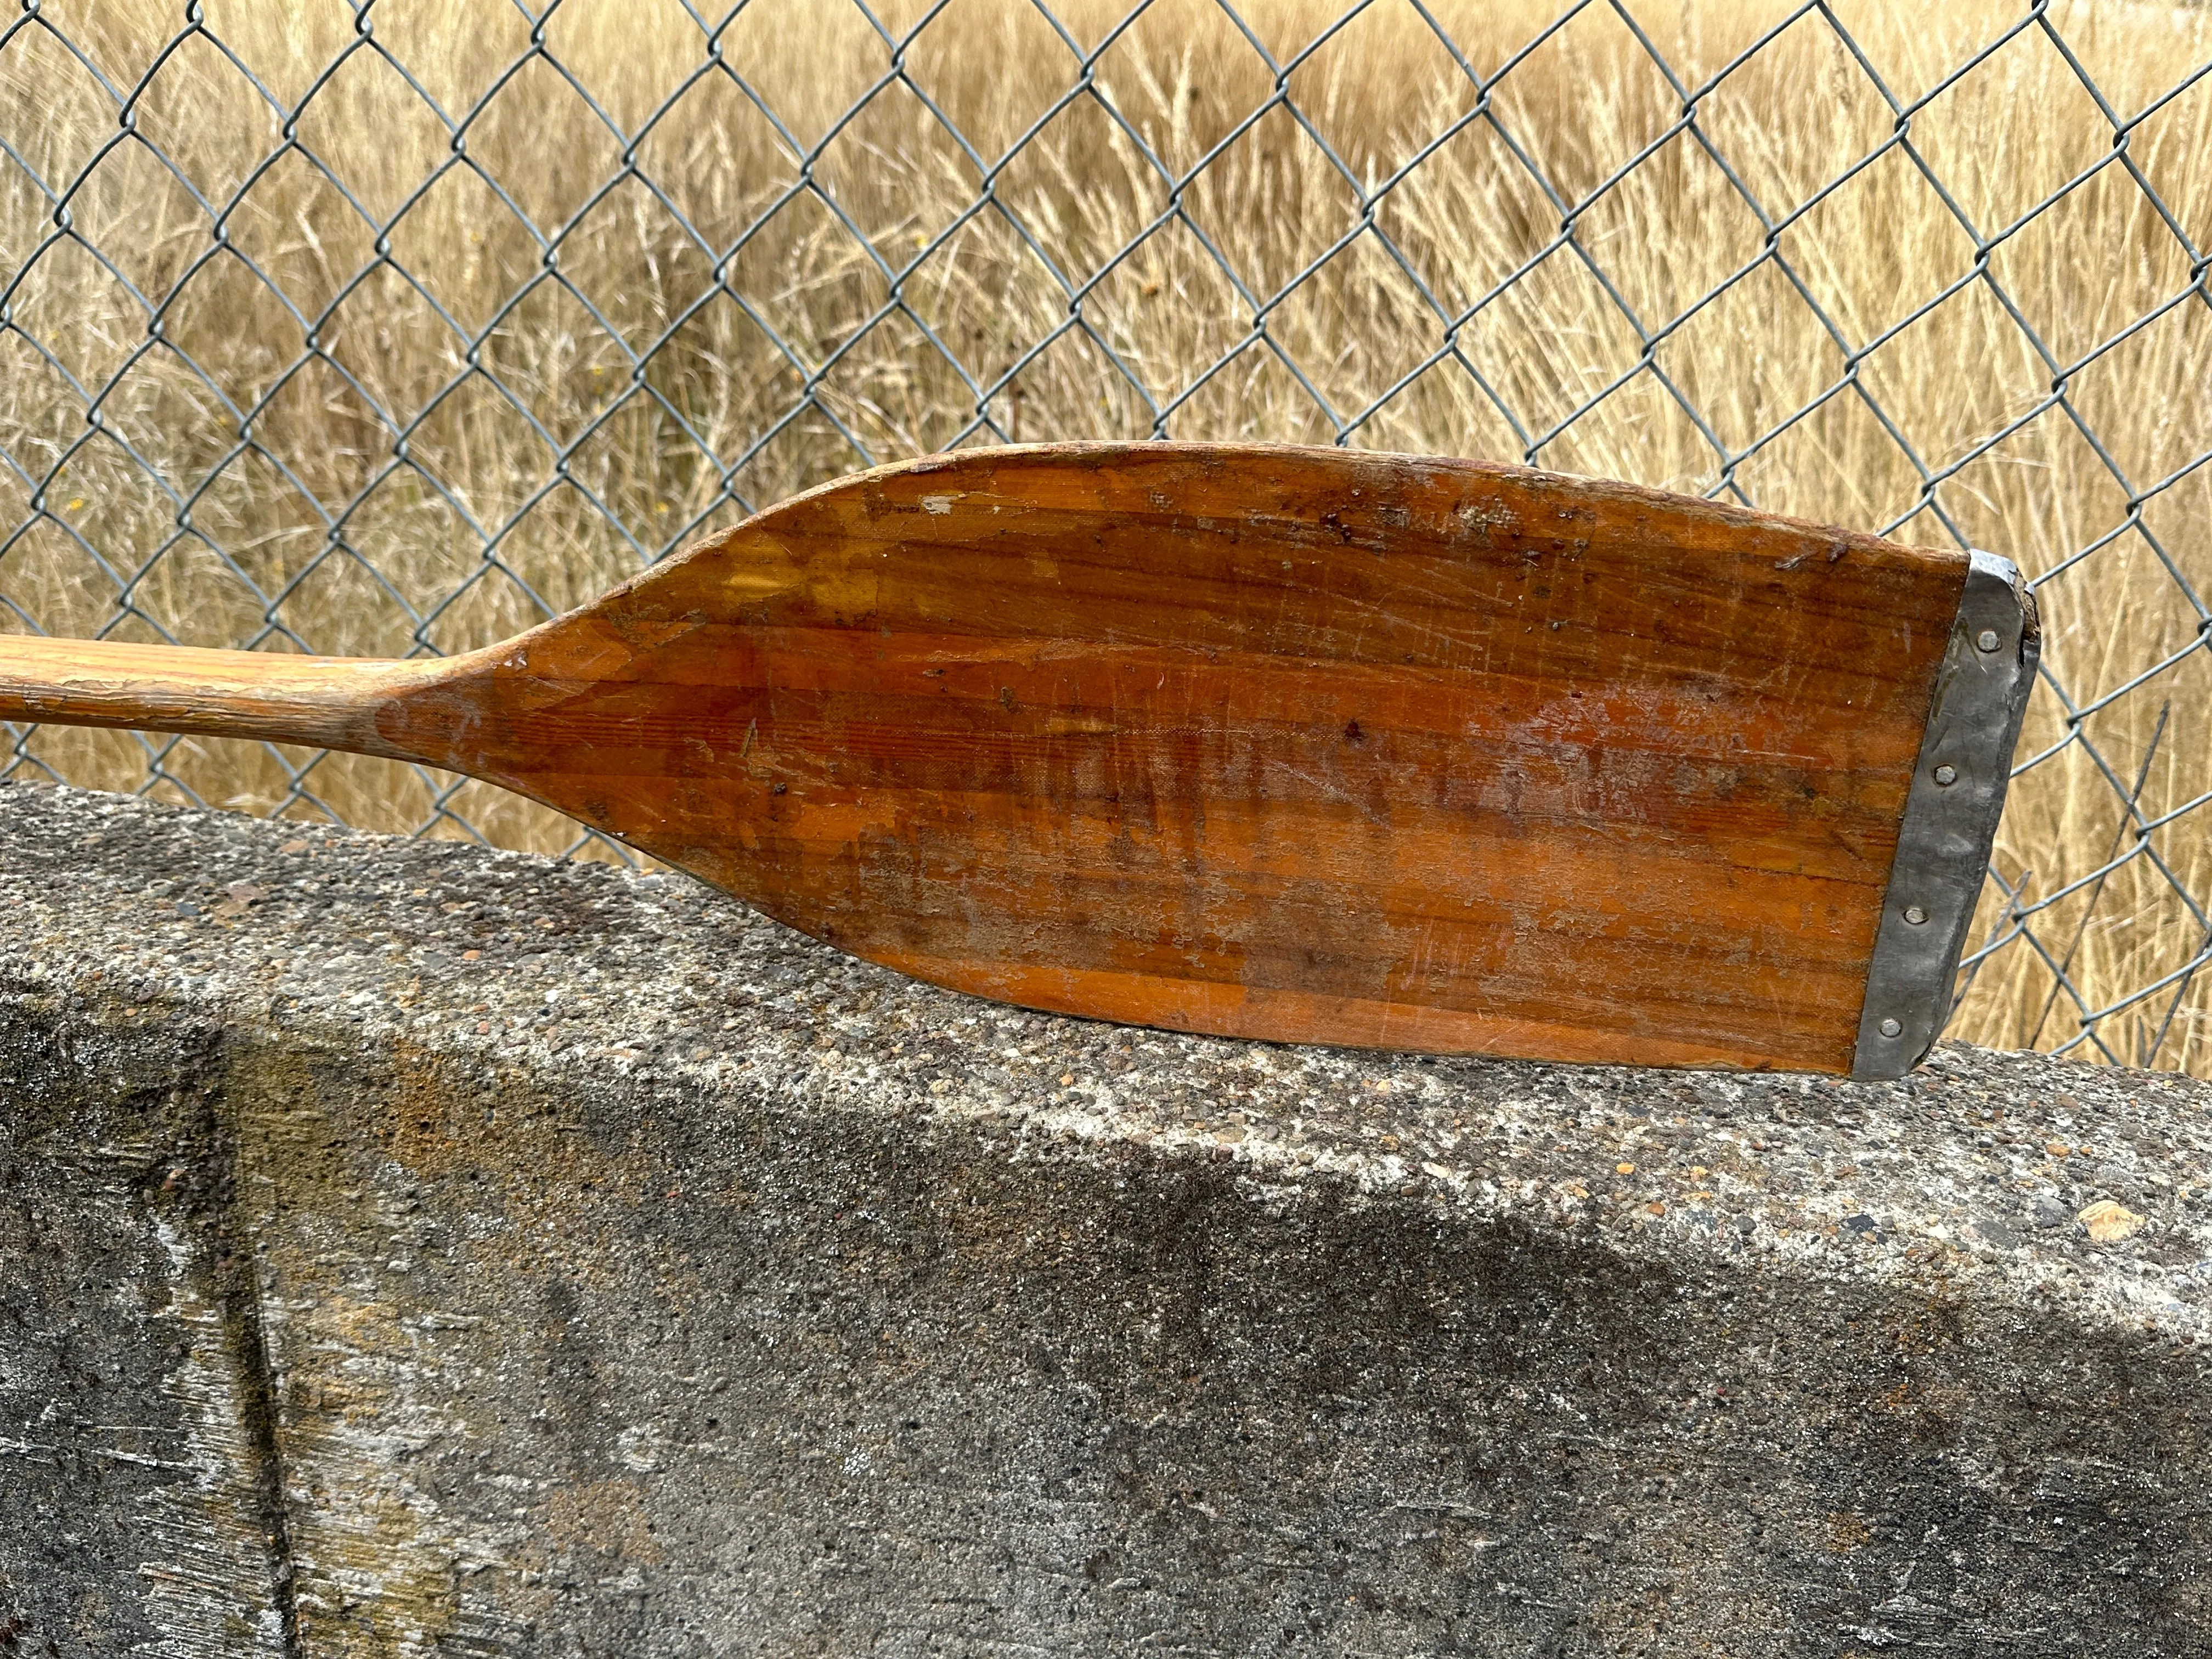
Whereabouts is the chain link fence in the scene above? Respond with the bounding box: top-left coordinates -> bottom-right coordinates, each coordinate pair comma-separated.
2,0 -> 2209,1067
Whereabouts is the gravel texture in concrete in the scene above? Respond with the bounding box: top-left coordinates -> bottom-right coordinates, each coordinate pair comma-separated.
2,780 -> 2209,1655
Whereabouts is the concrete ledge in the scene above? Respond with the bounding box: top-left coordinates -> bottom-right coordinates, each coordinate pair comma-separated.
2,781 -> 2210,1655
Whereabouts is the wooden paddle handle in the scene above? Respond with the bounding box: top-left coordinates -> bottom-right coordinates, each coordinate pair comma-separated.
0,635 -> 444,761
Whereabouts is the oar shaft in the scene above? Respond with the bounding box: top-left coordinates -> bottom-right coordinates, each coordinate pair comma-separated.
0,635 -> 444,760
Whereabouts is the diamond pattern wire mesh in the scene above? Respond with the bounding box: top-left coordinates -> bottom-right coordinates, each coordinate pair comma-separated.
1,0 -> 2209,1066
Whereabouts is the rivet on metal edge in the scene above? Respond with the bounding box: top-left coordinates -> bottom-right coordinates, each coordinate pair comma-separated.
1933,764 -> 1957,785
1904,906 -> 1928,924
1878,1017 -> 1903,1037
1976,628 -> 2001,652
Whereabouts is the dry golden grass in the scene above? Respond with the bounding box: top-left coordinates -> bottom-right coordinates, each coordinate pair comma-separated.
2,0 -> 2209,1065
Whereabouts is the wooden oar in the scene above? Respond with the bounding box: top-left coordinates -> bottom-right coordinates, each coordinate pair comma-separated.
0,443 -> 2036,1077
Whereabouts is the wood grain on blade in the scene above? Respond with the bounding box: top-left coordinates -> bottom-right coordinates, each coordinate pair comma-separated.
379,444 -> 1966,1071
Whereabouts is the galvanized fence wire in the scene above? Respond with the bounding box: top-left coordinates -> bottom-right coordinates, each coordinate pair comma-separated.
1,0 -> 2209,1065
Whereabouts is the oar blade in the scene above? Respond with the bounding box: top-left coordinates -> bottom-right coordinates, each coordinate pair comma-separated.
393,443 -> 2031,1075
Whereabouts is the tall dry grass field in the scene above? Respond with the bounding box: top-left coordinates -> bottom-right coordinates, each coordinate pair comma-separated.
2,0 -> 2209,1064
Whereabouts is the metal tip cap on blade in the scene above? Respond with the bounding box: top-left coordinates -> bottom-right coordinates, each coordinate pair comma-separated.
1852,551 -> 2039,1080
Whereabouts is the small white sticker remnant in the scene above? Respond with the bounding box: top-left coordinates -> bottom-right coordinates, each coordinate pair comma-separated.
921,494 -> 959,515
1455,499 -> 1520,538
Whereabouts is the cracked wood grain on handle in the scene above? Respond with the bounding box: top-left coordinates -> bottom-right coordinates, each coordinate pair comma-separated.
0,443 -> 1968,1072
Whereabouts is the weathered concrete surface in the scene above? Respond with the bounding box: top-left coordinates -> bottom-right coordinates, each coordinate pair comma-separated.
2,781 -> 2210,1657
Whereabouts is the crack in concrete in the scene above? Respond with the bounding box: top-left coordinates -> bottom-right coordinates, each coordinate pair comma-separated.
218,1215 -> 304,1659
174,1031 -> 304,1658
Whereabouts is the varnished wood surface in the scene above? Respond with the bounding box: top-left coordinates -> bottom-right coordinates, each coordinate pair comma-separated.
0,444 -> 1968,1071
0,635 -> 437,756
